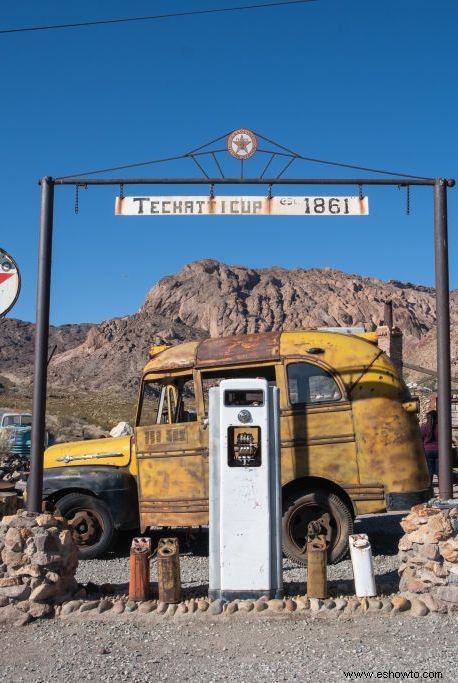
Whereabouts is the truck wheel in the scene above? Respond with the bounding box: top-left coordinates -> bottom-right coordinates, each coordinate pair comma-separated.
282,490 -> 353,565
56,493 -> 116,560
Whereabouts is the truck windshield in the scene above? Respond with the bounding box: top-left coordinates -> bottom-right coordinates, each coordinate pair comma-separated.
1,414 -> 32,427
3,415 -> 21,427
137,382 -> 163,426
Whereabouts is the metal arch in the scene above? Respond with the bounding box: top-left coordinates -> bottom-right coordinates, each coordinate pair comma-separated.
55,129 -> 434,183
28,132 -> 456,511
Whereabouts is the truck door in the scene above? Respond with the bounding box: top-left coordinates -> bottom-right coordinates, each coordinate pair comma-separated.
135,372 -> 208,530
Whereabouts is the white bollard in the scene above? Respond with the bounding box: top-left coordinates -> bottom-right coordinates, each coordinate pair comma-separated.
349,533 -> 376,597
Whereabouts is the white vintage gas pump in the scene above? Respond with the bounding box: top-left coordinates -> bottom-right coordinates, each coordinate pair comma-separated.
208,378 -> 283,601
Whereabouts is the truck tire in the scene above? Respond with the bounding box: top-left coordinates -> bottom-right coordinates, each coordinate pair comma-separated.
282,490 -> 353,565
56,492 -> 116,560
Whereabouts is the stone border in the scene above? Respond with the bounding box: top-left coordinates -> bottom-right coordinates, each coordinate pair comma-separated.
53,592 -> 436,623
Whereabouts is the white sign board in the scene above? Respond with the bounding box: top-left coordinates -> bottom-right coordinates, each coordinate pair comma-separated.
0,249 -> 20,317
115,195 -> 369,217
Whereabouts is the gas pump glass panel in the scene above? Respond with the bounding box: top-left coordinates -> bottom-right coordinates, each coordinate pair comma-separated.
224,389 -> 265,407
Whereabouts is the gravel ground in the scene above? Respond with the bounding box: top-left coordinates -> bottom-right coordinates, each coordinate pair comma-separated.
1,511 -> 457,682
0,608 -> 456,682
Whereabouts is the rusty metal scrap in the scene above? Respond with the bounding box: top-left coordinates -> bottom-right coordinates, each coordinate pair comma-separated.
129,536 -> 151,602
306,522 -> 328,599
156,537 -> 181,604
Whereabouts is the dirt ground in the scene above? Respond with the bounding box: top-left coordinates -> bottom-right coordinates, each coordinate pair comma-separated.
0,609 -> 457,683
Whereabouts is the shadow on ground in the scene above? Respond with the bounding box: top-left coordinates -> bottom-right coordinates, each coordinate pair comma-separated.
354,513 -> 404,557
107,512 -> 406,560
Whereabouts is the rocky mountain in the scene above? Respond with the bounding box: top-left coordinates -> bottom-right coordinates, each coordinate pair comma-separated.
1,260 -> 457,396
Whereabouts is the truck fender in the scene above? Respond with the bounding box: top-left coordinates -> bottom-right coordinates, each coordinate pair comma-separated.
43,466 -> 139,531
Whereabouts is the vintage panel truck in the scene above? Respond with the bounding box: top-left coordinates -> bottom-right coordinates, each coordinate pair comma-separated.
42,329 -> 431,561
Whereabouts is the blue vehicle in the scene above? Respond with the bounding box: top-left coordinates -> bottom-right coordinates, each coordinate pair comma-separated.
0,411 -> 33,457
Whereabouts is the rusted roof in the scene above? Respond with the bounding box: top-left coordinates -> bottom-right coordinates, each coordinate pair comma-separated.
195,331 -> 281,368
143,341 -> 199,373
143,331 -> 281,374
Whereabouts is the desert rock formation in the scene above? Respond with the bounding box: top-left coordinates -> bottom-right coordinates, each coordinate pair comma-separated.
1,260 -> 457,395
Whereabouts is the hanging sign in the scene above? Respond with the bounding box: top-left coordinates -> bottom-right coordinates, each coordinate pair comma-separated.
115,195 -> 369,217
0,249 -> 21,317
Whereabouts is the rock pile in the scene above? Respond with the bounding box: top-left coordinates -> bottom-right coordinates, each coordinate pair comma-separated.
0,451 -> 29,489
0,511 -> 80,625
398,502 -> 458,612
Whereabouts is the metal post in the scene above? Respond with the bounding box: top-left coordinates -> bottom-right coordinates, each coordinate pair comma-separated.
434,179 -> 453,500
28,177 -> 54,512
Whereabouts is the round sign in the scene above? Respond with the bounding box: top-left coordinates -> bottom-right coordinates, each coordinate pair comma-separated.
227,129 -> 257,160
0,249 -> 21,317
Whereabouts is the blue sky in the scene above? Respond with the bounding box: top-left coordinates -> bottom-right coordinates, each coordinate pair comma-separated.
1,0 -> 457,325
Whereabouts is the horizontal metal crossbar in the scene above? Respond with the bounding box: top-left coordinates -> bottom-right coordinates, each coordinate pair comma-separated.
52,176 -> 455,187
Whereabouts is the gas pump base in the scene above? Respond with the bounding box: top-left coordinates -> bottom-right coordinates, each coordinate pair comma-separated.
208,588 -> 284,601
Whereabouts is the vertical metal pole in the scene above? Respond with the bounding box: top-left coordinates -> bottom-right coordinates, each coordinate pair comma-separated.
434,179 -> 453,500
28,177 -> 54,512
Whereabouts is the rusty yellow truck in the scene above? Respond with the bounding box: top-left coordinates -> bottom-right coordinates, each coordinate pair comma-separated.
42,329 -> 431,562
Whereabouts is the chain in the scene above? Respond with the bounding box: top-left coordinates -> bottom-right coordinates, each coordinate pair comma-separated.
397,184 -> 411,215
358,184 -> 363,200
119,183 -> 124,200
74,184 -> 87,214
267,183 -> 272,200
209,183 -> 214,199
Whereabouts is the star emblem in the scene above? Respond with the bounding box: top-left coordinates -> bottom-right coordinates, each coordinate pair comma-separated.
234,135 -> 251,154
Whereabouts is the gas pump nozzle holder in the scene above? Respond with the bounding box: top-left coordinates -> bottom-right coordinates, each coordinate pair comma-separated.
209,378 -> 283,601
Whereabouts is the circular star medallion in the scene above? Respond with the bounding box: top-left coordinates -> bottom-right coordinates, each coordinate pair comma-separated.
0,249 -> 20,317
227,129 -> 257,160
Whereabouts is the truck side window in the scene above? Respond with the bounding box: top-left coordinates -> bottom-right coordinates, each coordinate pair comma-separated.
138,378 -> 197,426
287,362 -> 341,405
